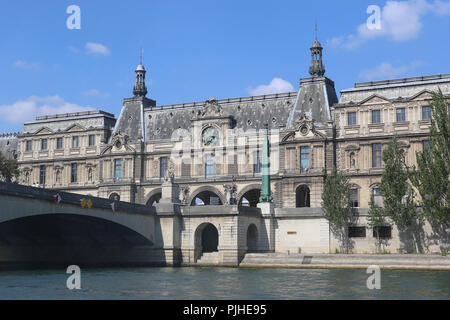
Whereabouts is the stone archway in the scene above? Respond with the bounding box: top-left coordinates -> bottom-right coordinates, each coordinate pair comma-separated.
109,193 -> 120,202
147,193 -> 162,207
247,224 -> 259,253
237,184 -> 262,208
190,186 -> 225,206
194,223 -> 219,261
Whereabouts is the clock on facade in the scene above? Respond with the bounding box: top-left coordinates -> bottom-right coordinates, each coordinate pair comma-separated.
202,126 -> 219,146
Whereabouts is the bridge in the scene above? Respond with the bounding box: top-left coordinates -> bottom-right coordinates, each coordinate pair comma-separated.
0,182 -> 157,269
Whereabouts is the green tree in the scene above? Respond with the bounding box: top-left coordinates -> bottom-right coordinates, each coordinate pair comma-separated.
410,89 -> 450,223
367,194 -> 386,252
322,168 -> 353,253
381,135 -> 420,251
0,153 -> 20,183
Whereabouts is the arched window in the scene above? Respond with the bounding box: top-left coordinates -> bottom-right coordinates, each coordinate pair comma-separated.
296,185 -> 310,208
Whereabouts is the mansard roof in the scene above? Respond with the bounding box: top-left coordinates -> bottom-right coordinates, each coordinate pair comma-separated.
22,110 -> 116,135
338,74 -> 450,105
144,92 -> 298,141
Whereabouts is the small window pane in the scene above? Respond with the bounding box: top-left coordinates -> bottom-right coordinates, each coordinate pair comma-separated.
89,135 -> 95,146
373,226 -> 392,239
396,108 -> 406,122
300,146 -> 310,169
160,157 -> 168,178
349,226 -> 366,238
114,159 -> 122,179
350,188 -> 359,208
253,150 -> 262,174
348,112 -> 357,126
205,154 -> 214,177
71,163 -> 78,183
41,139 -> 47,150
372,143 -> 382,168
39,165 -> 46,185
72,136 -> 79,148
371,110 -> 381,124
57,138 -> 63,149
26,141 -> 32,151
422,106 -> 432,120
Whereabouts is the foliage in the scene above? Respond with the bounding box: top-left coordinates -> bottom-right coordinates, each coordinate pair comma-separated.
322,168 -> 353,252
410,89 -> 450,223
380,135 -> 417,231
0,153 -> 20,183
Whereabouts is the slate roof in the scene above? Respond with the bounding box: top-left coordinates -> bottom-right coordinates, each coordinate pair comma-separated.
143,92 -> 298,141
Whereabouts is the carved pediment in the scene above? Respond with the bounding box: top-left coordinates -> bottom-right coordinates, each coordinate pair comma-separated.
408,90 -> 434,101
294,113 -> 315,135
34,127 -> 54,135
192,97 -> 227,120
65,124 -> 85,132
111,131 -> 129,149
359,94 -> 391,106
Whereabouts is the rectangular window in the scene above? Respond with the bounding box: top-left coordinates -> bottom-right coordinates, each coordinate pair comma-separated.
396,108 -> 406,122
371,110 -> 381,124
205,154 -> 214,177
26,140 -> 32,151
253,150 -> 262,174
373,226 -> 392,239
41,139 -> 48,150
372,143 -> 382,168
72,136 -> 79,148
300,146 -> 310,169
422,106 -> 432,120
114,159 -> 123,179
89,135 -> 95,146
71,163 -> 78,183
347,112 -> 357,126
56,137 -> 63,149
348,226 -> 366,238
373,187 -> 381,196
159,157 -> 168,179
350,188 -> 359,208
39,165 -> 46,186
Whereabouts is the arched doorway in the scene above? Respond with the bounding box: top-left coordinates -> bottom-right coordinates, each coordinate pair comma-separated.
109,193 -> 120,202
296,185 -> 310,208
191,191 -> 223,206
239,189 -> 261,207
247,224 -> 258,253
147,193 -> 162,207
194,223 -> 219,261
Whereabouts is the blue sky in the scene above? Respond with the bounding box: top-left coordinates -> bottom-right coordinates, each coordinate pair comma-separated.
1,0 -> 450,133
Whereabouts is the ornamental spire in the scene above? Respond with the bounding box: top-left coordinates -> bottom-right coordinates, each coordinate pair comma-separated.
133,49 -> 148,97
308,25 -> 326,77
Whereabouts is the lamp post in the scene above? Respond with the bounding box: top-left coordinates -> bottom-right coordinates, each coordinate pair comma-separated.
259,122 -> 273,203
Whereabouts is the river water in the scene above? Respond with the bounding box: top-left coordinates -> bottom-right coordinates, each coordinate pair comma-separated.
0,267 -> 448,300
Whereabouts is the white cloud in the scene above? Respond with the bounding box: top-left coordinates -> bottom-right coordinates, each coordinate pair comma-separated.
360,61 -> 423,80
83,89 -> 110,98
0,96 -> 95,124
329,0 -> 450,49
13,60 -> 39,69
85,42 -> 110,55
248,78 -> 294,96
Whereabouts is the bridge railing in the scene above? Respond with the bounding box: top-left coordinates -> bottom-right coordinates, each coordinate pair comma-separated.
0,182 -> 155,216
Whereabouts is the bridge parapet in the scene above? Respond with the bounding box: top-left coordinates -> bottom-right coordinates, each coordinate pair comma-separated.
0,182 -> 155,216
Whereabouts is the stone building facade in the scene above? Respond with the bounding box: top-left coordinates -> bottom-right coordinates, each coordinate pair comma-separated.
2,37 -> 449,257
